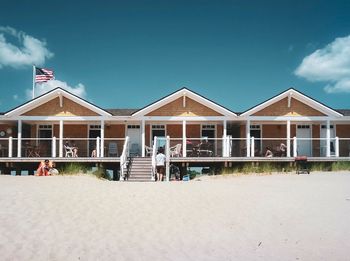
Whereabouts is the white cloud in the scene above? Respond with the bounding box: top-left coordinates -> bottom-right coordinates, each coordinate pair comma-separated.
25,79 -> 87,99
0,26 -> 53,68
13,94 -> 19,100
295,35 -> 350,93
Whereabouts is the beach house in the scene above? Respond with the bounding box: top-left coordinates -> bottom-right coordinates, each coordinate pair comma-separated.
0,87 -> 349,179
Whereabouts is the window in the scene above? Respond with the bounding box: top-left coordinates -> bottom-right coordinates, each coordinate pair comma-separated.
89,125 -> 101,129
128,125 -> 140,129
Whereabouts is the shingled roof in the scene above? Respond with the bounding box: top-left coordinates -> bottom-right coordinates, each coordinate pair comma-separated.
106,109 -> 139,116
336,109 -> 350,116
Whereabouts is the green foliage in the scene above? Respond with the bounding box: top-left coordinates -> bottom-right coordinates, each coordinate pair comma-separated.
220,161 -> 350,175
58,163 -> 112,180
58,163 -> 89,175
187,168 -> 200,179
92,168 -> 111,180
331,161 -> 350,171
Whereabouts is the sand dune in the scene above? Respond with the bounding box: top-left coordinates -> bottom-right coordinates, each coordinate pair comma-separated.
1,173 -> 350,260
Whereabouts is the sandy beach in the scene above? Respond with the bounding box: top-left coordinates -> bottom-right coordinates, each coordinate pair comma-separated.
1,173 -> 350,261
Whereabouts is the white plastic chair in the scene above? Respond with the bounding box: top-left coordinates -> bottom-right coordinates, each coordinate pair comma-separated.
64,145 -> 74,157
170,144 -> 182,157
145,145 -> 153,156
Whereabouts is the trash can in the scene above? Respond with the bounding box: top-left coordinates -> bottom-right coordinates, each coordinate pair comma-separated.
295,156 -> 310,174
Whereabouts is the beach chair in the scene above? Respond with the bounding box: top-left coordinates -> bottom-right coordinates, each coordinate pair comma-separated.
197,141 -> 213,157
64,145 -> 74,157
108,142 -> 118,157
145,145 -> 153,156
129,143 -> 140,156
170,144 -> 182,157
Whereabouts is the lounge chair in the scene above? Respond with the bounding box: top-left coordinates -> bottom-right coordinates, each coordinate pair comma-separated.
145,145 -> 153,156
129,143 -> 140,156
108,142 -> 118,157
64,145 -> 74,157
197,141 -> 213,157
170,143 -> 182,157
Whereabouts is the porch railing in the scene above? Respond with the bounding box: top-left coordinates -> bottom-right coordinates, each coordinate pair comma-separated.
151,136 -> 158,181
0,137 -> 125,158
119,136 -> 130,181
0,136 -> 349,159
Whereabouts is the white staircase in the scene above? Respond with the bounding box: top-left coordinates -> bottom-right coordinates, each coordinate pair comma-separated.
125,157 -> 153,182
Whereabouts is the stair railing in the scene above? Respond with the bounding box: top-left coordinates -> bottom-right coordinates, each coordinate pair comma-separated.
151,136 -> 158,181
119,136 -> 130,181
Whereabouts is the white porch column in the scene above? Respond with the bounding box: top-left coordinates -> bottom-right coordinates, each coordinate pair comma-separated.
100,120 -> 105,157
287,120 -> 291,157
335,136 -> 339,157
246,120 -> 251,157
165,136 -> 170,182
8,136 -> 13,158
59,120 -> 63,157
17,120 -> 22,157
326,120 -> 331,157
223,120 -> 227,157
251,136 -> 255,157
182,120 -> 186,157
293,136 -> 297,157
52,136 -> 56,158
96,137 -> 100,157
141,119 -> 145,157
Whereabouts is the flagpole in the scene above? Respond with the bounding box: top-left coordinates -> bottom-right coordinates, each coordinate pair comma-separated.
32,65 -> 35,99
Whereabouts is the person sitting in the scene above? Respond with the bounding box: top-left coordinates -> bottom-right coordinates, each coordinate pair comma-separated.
65,141 -> 78,157
265,147 -> 273,157
36,159 -> 52,176
279,143 -> 287,157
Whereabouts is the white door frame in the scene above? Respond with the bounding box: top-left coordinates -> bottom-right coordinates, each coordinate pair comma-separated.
296,124 -> 312,156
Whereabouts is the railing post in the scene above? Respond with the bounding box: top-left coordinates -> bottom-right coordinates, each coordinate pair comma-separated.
222,136 -> 226,157
8,136 -> 12,158
17,120 -> 22,157
251,137 -> 255,157
286,120 -> 291,157
151,136 -> 157,181
96,137 -> 100,157
52,136 -> 56,158
293,137 -> 297,157
246,120 -> 251,157
182,120 -> 186,157
326,120 -> 331,157
335,137 -> 339,157
166,136 -> 170,182
227,136 -> 231,157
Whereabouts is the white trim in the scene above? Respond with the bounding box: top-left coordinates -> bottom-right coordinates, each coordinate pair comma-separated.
5,88 -> 111,117
240,89 -> 343,118
132,88 -> 237,117
246,116 -> 341,121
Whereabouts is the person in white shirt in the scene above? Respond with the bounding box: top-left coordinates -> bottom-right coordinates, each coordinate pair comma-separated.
156,147 -> 166,181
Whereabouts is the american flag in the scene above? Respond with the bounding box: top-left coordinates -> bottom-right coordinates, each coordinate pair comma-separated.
35,67 -> 54,82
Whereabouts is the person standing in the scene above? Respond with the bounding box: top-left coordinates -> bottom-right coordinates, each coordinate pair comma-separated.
156,147 -> 166,181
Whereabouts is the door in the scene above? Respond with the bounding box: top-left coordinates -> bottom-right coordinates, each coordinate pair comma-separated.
296,125 -> 312,156
320,125 -> 335,156
250,125 -> 261,155
38,125 -> 52,157
127,125 -> 141,156
151,125 -> 166,149
201,124 -> 216,155
89,125 -> 101,157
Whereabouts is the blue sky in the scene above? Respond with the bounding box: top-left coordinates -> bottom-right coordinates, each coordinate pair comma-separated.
0,0 -> 350,113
